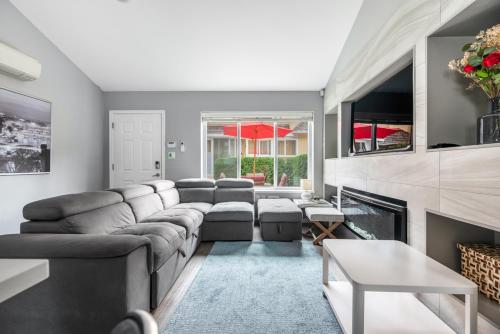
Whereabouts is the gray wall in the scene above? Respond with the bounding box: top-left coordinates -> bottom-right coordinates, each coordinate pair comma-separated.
0,1 -> 105,234
103,91 -> 324,194
324,113 -> 338,159
427,36 -> 488,147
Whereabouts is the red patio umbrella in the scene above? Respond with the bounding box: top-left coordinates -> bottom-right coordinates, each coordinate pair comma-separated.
223,123 -> 293,175
353,124 -> 401,140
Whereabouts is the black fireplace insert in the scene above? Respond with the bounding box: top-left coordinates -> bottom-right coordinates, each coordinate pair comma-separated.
340,187 -> 407,243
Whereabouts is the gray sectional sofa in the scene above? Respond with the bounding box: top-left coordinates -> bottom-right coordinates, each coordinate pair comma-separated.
0,178 -> 256,334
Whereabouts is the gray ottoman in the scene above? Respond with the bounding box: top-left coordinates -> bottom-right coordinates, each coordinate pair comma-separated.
258,199 -> 303,241
203,202 -> 254,241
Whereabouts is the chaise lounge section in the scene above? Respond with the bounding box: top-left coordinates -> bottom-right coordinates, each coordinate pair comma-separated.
203,178 -> 255,241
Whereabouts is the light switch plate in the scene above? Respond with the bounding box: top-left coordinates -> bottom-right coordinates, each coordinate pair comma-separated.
167,151 -> 176,159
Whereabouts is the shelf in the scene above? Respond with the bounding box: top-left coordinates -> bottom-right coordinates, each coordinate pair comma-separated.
426,1 -> 500,150
427,142 -> 500,153
323,281 -> 455,334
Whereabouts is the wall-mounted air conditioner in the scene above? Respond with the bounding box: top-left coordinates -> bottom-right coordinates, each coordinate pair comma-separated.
0,42 -> 41,81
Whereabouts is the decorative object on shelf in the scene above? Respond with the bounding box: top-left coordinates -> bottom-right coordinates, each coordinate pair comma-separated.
457,243 -> 500,304
300,178 -> 313,201
448,24 -> 500,144
479,96 -> 500,144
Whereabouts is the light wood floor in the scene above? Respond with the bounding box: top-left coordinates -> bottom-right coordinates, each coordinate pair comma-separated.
152,225 -> 317,329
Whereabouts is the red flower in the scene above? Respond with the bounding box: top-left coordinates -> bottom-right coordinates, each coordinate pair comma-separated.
483,52 -> 500,67
463,64 -> 475,73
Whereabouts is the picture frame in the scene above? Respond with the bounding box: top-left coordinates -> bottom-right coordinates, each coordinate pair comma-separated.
0,87 -> 52,175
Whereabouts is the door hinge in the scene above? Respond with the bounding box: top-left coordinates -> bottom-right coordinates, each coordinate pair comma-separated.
112,163 -> 115,171
111,122 -> 115,129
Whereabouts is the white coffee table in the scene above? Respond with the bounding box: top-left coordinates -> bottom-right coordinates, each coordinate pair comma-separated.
0,259 -> 49,303
322,240 -> 478,334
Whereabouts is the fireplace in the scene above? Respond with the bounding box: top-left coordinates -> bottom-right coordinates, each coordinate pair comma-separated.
339,187 -> 407,243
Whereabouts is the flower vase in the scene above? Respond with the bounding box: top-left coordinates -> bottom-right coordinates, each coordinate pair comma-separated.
478,97 -> 500,144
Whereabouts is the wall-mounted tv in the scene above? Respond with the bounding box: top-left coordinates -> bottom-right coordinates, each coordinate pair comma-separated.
0,88 -> 51,174
349,64 -> 413,155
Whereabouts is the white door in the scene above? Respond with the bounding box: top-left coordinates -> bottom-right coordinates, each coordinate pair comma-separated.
110,110 -> 165,187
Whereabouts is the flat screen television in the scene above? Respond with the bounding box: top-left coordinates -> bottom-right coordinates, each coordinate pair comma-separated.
350,64 -> 413,155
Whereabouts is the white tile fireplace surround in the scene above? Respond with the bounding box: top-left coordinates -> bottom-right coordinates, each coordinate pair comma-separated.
323,0 -> 500,333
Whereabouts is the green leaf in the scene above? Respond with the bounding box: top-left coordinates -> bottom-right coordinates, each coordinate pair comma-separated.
483,47 -> 496,56
494,73 -> 500,84
468,56 -> 482,67
462,43 -> 472,52
476,70 -> 489,78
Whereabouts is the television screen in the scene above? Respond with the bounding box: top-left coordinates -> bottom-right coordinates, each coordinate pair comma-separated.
351,64 -> 413,155
0,88 -> 51,174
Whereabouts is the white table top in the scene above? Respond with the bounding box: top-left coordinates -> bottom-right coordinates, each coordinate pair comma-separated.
0,259 -> 49,303
323,240 -> 476,294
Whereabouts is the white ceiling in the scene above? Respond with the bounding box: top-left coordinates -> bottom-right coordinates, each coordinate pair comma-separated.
10,0 -> 363,92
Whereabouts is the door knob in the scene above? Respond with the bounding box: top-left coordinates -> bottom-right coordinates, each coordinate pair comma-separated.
152,173 -> 160,177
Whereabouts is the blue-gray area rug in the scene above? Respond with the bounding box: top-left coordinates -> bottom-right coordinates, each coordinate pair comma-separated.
163,241 -> 341,334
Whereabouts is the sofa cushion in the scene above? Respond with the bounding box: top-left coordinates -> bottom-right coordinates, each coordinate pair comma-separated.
172,202 -> 213,215
142,180 -> 175,192
126,194 -> 164,223
108,185 -> 154,201
258,198 -> 302,223
205,202 -> 254,222
215,178 -> 254,188
141,208 -> 203,237
157,188 -> 180,209
175,178 -> 215,188
305,207 -> 344,222
214,188 -> 254,204
178,188 -> 214,204
23,191 -> 123,221
112,223 -> 184,271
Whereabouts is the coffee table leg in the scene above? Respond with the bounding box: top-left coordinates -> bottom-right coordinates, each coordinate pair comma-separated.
352,284 -> 364,334
465,290 -> 478,334
323,248 -> 329,284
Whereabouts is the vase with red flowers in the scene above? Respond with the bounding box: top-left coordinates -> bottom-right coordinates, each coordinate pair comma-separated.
449,24 -> 500,144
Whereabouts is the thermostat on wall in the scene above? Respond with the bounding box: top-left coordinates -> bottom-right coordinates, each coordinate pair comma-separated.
167,141 -> 176,148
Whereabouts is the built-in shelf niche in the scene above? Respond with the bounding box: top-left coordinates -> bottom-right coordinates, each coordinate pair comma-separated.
324,107 -> 338,159
426,0 -> 500,150
426,211 -> 500,329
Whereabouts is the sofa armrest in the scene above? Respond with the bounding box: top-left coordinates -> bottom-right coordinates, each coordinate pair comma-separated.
0,233 -> 153,334
0,234 -> 153,272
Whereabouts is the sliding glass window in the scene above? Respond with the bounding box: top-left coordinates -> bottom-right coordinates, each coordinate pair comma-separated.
201,113 -> 313,189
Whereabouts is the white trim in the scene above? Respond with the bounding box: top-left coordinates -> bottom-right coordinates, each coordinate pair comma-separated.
236,122 -> 241,178
109,110 -> 166,188
273,122 -> 278,188
201,111 -> 314,122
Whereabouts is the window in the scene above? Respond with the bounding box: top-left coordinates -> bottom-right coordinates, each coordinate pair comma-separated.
352,122 -> 412,154
246,139 -> 272,156
202,113 -> 313,188
278,139 -> 297,156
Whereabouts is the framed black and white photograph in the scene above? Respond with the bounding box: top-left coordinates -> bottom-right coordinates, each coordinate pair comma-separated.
0,88 -> 51,174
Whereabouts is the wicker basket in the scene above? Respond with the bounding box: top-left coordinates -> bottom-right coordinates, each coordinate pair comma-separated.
457,243 -> 500,304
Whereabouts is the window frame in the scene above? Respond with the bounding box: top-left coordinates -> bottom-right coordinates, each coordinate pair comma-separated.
278,138 -> 298,157
201,113 -> 314,190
